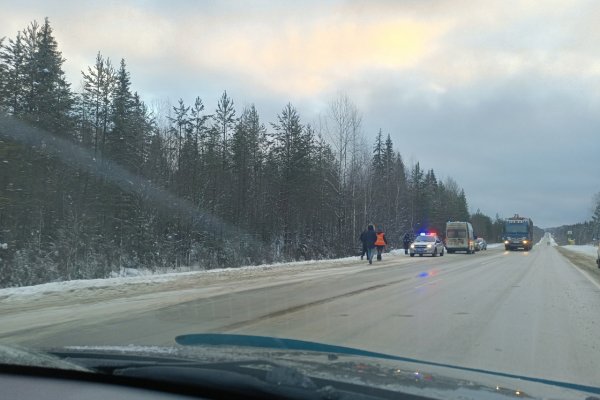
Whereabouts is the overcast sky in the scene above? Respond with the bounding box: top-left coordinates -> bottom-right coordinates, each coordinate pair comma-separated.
2,0 -> 599,228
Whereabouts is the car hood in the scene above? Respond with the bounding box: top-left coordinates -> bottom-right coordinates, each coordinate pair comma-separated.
3,334 -> 599,400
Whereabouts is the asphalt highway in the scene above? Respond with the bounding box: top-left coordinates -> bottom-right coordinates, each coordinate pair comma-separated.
2,244 -> 599,386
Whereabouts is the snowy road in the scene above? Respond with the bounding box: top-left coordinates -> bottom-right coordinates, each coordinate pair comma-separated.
2,244 -> 600,386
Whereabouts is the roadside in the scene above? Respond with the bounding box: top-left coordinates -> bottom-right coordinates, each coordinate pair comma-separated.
0,254 -> 412,344
556,246 -> 600,284
0,256 -> 362,308
0,253 -> 412,322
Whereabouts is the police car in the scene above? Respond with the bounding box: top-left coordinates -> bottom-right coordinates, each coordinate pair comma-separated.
409,233 -> 445,257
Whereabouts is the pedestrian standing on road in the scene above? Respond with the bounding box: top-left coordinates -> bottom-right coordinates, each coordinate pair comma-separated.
375,227 -> 388,261
402,232 -> 412,255
365,224 -> 377,265
359,227 -> 369,260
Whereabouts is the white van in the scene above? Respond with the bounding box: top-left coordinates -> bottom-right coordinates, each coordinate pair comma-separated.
445,221 -> 475,254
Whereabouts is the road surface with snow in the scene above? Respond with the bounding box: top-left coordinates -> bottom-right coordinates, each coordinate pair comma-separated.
1,244 -> 600,387
562,244 -> 599,258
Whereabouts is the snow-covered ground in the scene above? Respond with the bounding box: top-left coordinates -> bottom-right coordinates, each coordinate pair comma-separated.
562,245 -> 599,258
0,256 -> 358,301
1,238 -> 560,303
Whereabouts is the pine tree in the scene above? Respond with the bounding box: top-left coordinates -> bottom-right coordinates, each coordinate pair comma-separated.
0,32 -> 26,113
35,18 -> 73,135
423,169 -> 439,232
369,130 -> 385,225
0,19 -> 77,283
382,134 -> 395,230
106,59 -> 145,264
393,152 -> 409,234
168,98 -> 190,168
208,91 -> 236,220
457,189 -> 470,221
108,59 -> 134,165
81,52 -> 115,157
0,37 -> 8,111
372,129 -> 384,176
271,103 -> 312,257
409,162 -> 425,232
213,90 -> 235,171
187,96 -> 209,204
231,105 -> 266,227
312,132 -> 339,254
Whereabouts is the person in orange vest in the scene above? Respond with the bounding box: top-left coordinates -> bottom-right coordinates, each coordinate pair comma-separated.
375,227 -> 388,261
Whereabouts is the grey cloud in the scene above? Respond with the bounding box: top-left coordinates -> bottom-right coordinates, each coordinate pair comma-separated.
352,70 -> 600,228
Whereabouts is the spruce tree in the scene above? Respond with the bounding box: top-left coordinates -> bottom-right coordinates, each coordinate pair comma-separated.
81,52 -> 115,157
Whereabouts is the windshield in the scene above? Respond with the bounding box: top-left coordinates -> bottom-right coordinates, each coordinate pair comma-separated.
446,229 -> 466,238
504,223 -> 529,233
2,2 -> 600,398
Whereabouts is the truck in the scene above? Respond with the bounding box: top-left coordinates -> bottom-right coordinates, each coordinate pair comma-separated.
502,214 -> 534,251
445,221 -> 476,254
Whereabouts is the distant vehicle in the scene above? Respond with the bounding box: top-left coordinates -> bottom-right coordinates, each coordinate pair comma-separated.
567,230 -> 575,245
475,238 -> 487,250
409,233 -> 445,257
445,221 -> 475,254
597,242 -> 599,268
502,214 -> 534,251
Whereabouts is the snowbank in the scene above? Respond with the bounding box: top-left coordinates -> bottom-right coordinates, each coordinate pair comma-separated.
0,255 -> 358,299
562,245 -> 598,258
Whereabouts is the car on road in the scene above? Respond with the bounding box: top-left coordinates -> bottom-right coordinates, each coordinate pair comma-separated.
475,238 -> 487,250
409,233 -> 445,257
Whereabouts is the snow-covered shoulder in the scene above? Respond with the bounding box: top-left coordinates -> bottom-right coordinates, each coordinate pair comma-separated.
0,255 -> 358,300
561,245 -> 598,258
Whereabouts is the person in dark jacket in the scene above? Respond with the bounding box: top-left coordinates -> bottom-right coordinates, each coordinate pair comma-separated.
402,232 -> 412,255
359,228 -> 369,260
365,224 -> 377,264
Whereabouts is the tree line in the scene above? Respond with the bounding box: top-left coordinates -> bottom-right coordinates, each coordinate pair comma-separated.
548,193 -> 600,245
1,19 -> 476,287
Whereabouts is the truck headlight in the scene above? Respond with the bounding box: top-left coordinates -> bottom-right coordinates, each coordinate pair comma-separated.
410,244 -> 415,249
523,240 -> 528,244
504,240 -> 509,244
427,244 -> 432,248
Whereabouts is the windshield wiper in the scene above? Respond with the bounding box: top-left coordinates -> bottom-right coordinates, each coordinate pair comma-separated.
176,333 -> 600,397
50,350 -> 427,400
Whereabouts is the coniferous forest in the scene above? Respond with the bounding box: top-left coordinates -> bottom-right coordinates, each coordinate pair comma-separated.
0,19 -> 478,287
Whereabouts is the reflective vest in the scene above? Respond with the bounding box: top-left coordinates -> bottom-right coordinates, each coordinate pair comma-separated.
375,233 -> 386,246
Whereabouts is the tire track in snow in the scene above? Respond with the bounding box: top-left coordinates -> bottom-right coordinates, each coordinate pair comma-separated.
212,277 -> 412,332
